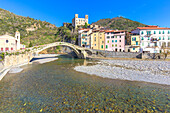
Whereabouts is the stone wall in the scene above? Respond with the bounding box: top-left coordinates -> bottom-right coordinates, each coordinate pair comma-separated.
3,52 -> 33,67
91,50 -> 142,58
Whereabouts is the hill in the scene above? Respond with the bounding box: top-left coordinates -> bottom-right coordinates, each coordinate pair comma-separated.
92,17 -> 146,31
0,8 -> 76,46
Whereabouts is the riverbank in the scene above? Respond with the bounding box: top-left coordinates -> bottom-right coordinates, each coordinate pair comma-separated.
0,54 -> 59,80
74,59 -> 170,85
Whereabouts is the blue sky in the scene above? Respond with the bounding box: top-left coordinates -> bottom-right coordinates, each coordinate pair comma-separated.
0,0 -> 170,27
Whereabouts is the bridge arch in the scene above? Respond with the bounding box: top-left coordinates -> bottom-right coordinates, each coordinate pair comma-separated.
34,42 -> 92,58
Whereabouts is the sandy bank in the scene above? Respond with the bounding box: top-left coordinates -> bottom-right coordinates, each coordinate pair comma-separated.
74,60 -> 170,85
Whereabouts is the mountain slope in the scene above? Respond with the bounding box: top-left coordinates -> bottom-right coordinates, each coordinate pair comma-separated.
0,8 -> 76,46
93,17 -> 146,31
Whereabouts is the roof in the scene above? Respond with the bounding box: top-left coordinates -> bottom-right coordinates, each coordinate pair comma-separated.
137,26 -> 170,30
105,30 -> 126,33
0,35 -> 16,40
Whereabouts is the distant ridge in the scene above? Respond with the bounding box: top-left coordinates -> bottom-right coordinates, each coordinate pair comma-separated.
92,16 -> 146,31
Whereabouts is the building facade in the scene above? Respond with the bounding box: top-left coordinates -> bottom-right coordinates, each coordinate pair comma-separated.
0,31 -> 21,52
105,30 -> 126,52
132,26 -> 170,53
130,35 -> 140,52
90,30 -> 105,50
72,14 -> 88,28
78,29 -> 92,48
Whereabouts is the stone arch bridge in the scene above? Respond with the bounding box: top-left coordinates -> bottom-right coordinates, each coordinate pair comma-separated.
30,42 -> 93,59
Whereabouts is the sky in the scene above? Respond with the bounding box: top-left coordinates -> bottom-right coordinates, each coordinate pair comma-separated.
0,0 -> 170,27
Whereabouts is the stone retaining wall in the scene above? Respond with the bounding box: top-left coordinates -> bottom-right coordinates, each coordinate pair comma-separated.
3,52 -> 33,67
91,50 -> 142,58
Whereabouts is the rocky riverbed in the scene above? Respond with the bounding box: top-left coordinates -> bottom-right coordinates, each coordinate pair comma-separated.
74,59 -> 170,85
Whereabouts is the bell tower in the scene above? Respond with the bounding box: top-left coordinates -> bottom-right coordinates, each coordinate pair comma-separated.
15,30 -> 20,50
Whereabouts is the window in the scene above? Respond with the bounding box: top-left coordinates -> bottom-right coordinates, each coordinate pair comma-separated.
100,37 -> 102,39
115,40 -> 117,42
107,40 -> 109,43
106,45 -> 108,48
94,37 -> 96,41
11,48 -> 13,51
95,44 -> 96,46
169,37 -> 170,40
119,40 -> 121,42
163,37 -> 165,40
5,47 -> 9,51
154,31 -> 156,34
82,42 -> 84,44
85,42 -> 87,45
136,41 -> 138,45
168,31 -> 170,34
115,36 -> 117,38
132,37 -> 136,41
119,45 -> 121,47
1,48 -> 3,51
142,43 -> 144,46
141,31 -> 144,35
112,40 -> 114,43
163,31 -> 164,34
111,36 -> 114,38
112,44 -> 114,47
141,37 -> 144,40
147,31 -> 151,35
111,32 -> 114,34
120,36 -> 121,38
115,44 -> 117,47
107,32 -> 109,35
6,40 -> 8,43
159,31 -> 161,34
159,37 -> 161,40
101,45 -> 103,48
107,36 -> 110,39
133,48 -> 135,50
148,37 -> 150,40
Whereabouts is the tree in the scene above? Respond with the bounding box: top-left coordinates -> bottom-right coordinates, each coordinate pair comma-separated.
29,41 -> 33,47
84,22 -> 88,28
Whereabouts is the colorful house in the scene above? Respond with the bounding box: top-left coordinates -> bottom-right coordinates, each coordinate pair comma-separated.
130,35 -> 140,52
90,30 -> 105,50
78,29 -> 92,48
132,25 -> 170,53
105,30 -> 126,52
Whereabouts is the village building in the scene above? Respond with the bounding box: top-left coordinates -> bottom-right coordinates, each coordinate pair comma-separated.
130,35 -> 140,52
90,30 -> 105,50
78,28 -> 92,48
131,25 -> 170,53
105,30 -> 126,52
0,31 -> 25,52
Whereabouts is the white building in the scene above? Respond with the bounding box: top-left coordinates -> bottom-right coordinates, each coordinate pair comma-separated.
78,28 -> 92,48
72,14 -> 88,28
0,31 -> 25,52
132,26 -> 170,53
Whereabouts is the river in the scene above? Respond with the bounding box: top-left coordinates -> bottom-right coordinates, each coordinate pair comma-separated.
0,56 -> 169,112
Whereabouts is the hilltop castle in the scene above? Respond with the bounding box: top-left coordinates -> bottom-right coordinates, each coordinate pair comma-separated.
72,14 -> 88,28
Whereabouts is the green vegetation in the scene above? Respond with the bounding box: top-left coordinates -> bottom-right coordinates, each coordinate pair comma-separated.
93,16 -> 146,31
0,8 -> 77,47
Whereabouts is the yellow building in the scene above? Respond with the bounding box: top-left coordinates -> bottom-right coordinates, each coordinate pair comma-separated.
90,30 -> 105,50
130,35 -> 140,52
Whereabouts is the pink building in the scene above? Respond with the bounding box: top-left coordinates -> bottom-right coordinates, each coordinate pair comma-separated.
105,30 -> 126,52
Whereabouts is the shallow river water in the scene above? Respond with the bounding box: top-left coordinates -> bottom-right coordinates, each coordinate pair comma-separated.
0,56 -> 170,112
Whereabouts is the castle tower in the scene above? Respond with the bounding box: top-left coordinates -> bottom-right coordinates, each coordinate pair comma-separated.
75,14 -> 78,18
85,15 -> 89,24
15,30 -> 20,50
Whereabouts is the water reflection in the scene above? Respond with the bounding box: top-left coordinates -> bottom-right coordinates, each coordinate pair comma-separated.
0,55 -> 169,112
